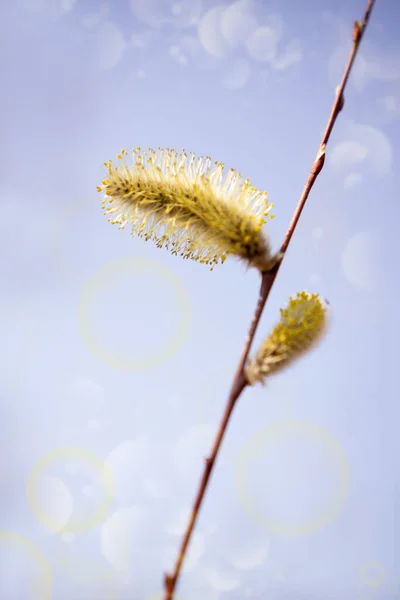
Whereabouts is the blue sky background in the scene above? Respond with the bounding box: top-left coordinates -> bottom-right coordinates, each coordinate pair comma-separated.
1,0 -> 399,598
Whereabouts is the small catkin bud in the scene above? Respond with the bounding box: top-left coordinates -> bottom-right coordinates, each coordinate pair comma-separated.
245,291 -> 328,385
97,147 -> 275,271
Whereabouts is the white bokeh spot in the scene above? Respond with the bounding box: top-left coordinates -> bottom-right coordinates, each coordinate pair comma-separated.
35,475 -> 74,533
342,232 -> 380,292
105,438 -> 152,504
101,507 -> 148,572
231,539 -> 270,570
176,35 -> 220,70
329,122 -> 392,178
377,95 -> 400,124
222,58 -> 251,89
312,226 -> 324,239
92,21 -> 127,70
220,0 -> 258,48
344,172 -> 363,191
198,5 -> 232,58
272,39 -> 302,70
246,26 -> 279,62
330,141 -> 369,170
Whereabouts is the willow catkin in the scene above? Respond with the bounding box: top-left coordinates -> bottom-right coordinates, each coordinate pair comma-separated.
245,291 -> 328,385
97,147 -> 275,271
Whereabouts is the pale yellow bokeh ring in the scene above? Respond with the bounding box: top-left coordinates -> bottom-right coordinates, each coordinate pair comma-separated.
360,561 -> 386,588
0,531 -> 52,599
56,549 -> 119,594
235,419 -> 351,536
78,257 -> 191,371
26,447 -> 114,534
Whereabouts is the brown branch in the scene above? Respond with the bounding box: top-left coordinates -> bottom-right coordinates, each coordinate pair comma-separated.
163,1 -> 375,598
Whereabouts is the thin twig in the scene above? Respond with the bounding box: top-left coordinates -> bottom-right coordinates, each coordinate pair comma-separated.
163,2 -> 375,598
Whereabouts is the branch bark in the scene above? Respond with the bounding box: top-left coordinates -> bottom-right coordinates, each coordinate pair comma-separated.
163,2 -> 375,598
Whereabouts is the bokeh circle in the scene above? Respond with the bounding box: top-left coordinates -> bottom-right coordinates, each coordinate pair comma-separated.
0,531 -> 52,600
235,419 -> 351,535
360,561 -> 386,588
26,447 -> 114,534
78,257 -> 191,371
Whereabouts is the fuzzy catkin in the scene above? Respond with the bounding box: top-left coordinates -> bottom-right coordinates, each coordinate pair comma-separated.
245,291 -> 328,385
97,147 -> 275,270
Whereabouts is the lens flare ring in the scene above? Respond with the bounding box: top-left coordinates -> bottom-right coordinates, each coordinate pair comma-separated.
235,419 -> 351,536
26,447 -> 114,534
78,257 -> 191,371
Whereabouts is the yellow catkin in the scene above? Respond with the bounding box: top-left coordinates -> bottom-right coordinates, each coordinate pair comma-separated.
245,292 -> 328,384
97,147 -> 275,270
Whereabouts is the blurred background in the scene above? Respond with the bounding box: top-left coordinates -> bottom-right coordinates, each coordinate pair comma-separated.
1,0 -> 399,598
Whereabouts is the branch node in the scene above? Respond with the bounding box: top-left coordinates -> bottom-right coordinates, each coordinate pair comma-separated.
313,145 -> 326,176
335,86 -> 345,111
353,20 -> 363,43
164,573 -> 174,591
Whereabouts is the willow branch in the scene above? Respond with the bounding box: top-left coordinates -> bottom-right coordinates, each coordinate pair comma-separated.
163,2 -> 375,598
